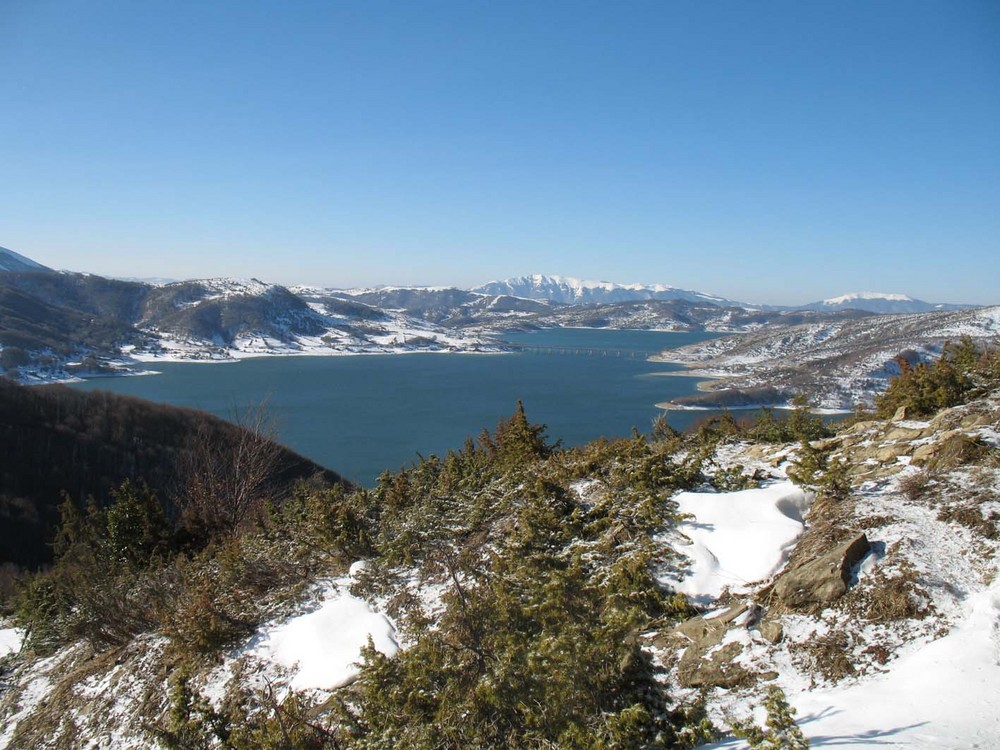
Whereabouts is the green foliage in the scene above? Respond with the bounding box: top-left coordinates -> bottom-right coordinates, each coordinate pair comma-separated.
729,686 -> 809,749
104,482 -> 172,566
875,337 -> 1000,419
15,484 -> 172,652
153,669 -> 337,749
688,398 -> 831,451
335,410 -> 711,748
785,395 -> 830,442
711,464 -> 759,492
786,441 -> 849,500
13,404 -> 728,744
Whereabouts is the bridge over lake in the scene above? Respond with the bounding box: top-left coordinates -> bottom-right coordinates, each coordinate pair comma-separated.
510,344 -> 650,359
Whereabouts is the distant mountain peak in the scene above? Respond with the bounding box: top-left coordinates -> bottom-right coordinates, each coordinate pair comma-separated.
804,292 -> 969,314
471,274 -> 741,307
822,292 -> 916,305
0,246 -> 51,273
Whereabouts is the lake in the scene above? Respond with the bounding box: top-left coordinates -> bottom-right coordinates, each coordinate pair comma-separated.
71,329 -> 720,485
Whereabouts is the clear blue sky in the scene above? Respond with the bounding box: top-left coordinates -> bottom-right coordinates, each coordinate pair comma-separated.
1,1 -> 997,304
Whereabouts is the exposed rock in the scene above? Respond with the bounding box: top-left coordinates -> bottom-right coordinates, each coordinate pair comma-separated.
772,533 -> 871,613
757,619 -> 784,644
960,412 -> 997,429
883,426 -> 926,443
672,603 -> 748,643
911,431 -> 989,469
892,405 -> 911,421
911,442 -> 941,466
677,641 -> 750,689
669,603 -> 758,688
876,444 -> 912,463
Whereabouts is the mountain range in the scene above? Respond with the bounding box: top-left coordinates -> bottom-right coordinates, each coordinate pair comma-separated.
469,273 -> 970,314
0,246 -> 988,391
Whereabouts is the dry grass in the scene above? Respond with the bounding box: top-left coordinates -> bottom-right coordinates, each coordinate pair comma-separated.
898,469 -> 934,502
794,629 -> 856,684
937,503 -> 1000,541
928,434 -> 990,472
855,514 -> 896,530
862,643 -> 891,665
845,558 -> 932,623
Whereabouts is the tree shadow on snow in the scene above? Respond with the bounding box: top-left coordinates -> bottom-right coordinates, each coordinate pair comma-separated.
798,706 -> 930,746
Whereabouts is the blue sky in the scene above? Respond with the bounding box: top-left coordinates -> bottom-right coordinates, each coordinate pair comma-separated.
1,1 -> 997,304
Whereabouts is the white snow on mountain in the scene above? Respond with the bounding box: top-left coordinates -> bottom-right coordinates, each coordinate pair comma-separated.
803,291 -> 968,314
472,274 -> 742,307
163,277 -> 276,300
823,292 -> 915,304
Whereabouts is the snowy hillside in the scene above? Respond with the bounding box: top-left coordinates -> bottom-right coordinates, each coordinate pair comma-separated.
656,395 -> 1000,749
472,273 -> 743,307
131,277 -> 504,363
657,305 -> 1000,409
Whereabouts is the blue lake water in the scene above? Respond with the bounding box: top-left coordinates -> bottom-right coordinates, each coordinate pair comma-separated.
71,329 -> 721,485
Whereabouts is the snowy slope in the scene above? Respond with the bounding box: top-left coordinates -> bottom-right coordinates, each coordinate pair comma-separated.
686,397 -> 1000,749
658,305 -> 1000,409
663,483 -> 812,605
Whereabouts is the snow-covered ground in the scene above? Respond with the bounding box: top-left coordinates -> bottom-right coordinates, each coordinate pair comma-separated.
679,414 -> 1000,749
0,628 -> 23,658
662,482 -> 812,605
790,573 -> 1000,748
200,565 -> 399,704
246,581 -> 398,692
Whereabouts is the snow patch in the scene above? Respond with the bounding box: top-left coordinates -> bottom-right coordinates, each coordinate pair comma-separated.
249,583 -> 398,691
0,628 -> 23,657
662,482 -> 813,604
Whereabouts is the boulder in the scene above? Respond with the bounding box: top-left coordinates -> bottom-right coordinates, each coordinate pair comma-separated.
883,426 -> 924,443
961,412 -> 997,429
772,533 -> 871,613
876,444 -> 912,463
673,603 -> 748,642
757,619 -> 784,644
677,641 -> 750,689
671,603 -> 758,689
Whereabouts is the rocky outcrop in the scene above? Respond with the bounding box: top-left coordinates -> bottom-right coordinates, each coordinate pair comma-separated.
667,603 -> 758,689
771,533 -> 870,613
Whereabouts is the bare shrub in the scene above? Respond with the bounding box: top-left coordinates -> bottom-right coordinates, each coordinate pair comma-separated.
796,629 -> 855,684
898,470 -> 934,502
177,401 -> 283,544
847,559 -> 932,623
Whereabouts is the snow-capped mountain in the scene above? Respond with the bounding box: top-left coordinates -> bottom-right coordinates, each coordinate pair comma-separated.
0,246 -> 51,273
801,292 -> 969,315
472,274 -> 744,307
